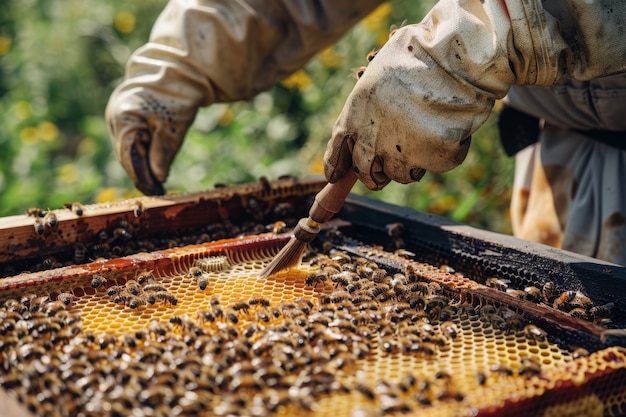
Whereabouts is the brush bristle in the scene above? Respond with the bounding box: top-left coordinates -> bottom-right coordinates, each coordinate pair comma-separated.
259,237 -> 307,278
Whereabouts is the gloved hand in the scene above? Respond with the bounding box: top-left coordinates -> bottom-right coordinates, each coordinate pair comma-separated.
106,0 -> 383,195
323,0 -> 626,190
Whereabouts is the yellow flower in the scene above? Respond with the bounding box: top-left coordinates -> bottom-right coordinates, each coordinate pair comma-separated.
362,3 -> 392,32
0,36 -> 11,56
95,187 -> 118,203
428,195 -> 458,216
78,137 -> 97,155
20,126 -> 39,145
308,158 -> 325,175
38,121 -> 59,142
59,164 -> 78,184
217,108 -> 234,127
122,189 -> 144,199
14,101 -> 32,121
319,47 -> 343,69
114,11 -> 136,34
280,70 -> 313,91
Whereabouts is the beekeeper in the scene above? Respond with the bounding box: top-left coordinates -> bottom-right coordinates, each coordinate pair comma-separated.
106,0 -> 626,264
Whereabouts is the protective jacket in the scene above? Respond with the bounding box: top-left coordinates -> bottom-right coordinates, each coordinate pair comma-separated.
106,0 -> 626,194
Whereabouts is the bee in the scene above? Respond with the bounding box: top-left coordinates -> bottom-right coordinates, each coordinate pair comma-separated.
144,322 -> 166,340
518,356 -> 542,377
269,221 -> 286,234
64,202 -> 84,216
129,295 -> 147,309
41,256 -> 62,269
169,315 -> 189,327
188,267 -> 209,290
226,308 -> 239,324
73,242 -> 87,264
524,286 -> 542,302
352,66 -> 367,80
20,293 -> 37,309
486,277 -> 510,291
441,321 -> 458,339
57,292 -> 74,306
91,274 -> 107,289
34,219 -> 45,234
506,289 -> 528,299
131,200 -> 144,217
197,310 -> 216,324
156,292 -> 178,306
330,272 -> 351,288
490,364 -> 514,377
125,279 -> 141,296
440,264 -> 455,274
553,291 -> 577,310
524,324 -> 547,342
196,274 -> 209,291
145,291 -> 157,305
542,282 -> 555,301
137,271 -> 155,285
256,309 -> 270,323
570,290 -> 593,309
107,285 -> 122,297
43,211 -> 58,228
28,295 -> 50,312
97,333 -> 117,349
211,302 -> 224,319
371,268 -> 388,284
476,371 -> 487,385
44,300 -> 66,315
590,302 -> 614,321
232,302 -> 250,314
112,226 -> 133,241
113,292 -> 133,305
330,290 -> 349,304
366,48 -> 379,62
571,347 -> 589,359
354,383 -> 376,400
143,284 -> 167,293
305,271 -> 328,289
480,304 -> 497,316
25,207 -> 48,217
385,222 -> 405,238
248,297 -> 270,307
569,307 -> 588,320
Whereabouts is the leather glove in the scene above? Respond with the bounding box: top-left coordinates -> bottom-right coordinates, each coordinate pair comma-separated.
323,0 -> 626,190
106,0 -> 383,195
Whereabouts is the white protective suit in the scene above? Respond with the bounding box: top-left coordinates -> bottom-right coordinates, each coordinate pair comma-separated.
504,75 -> 626,265
106,0 -> 626,262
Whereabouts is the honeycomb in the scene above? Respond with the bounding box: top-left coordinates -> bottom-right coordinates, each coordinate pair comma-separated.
0,233 -> 625,417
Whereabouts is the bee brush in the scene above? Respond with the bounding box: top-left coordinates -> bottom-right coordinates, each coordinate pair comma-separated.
260,170 -> 358,278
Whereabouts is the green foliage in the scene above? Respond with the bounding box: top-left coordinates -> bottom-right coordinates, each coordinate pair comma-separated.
0,0 -> 513,233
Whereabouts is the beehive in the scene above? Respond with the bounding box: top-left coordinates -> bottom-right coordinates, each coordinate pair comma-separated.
1,177 -> 625,417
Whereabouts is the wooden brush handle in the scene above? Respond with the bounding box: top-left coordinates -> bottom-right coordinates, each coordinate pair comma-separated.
309,170 -> 358,224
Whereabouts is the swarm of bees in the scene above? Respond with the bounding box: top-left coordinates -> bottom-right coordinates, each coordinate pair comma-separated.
484,275 -> 613,325
7,199 -> 298,278
96,270 -> 179,309
0,212 -> 622,417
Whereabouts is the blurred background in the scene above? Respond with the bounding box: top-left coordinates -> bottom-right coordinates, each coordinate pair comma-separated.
0,0 -> 514,234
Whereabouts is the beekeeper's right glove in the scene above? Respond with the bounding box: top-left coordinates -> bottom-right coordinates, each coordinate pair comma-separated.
323,0 -> 626,190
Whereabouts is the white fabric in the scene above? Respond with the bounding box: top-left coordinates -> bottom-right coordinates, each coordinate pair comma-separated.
105,0 -> 382,194
507,76 -> 626,265
323,0 -> 626,189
